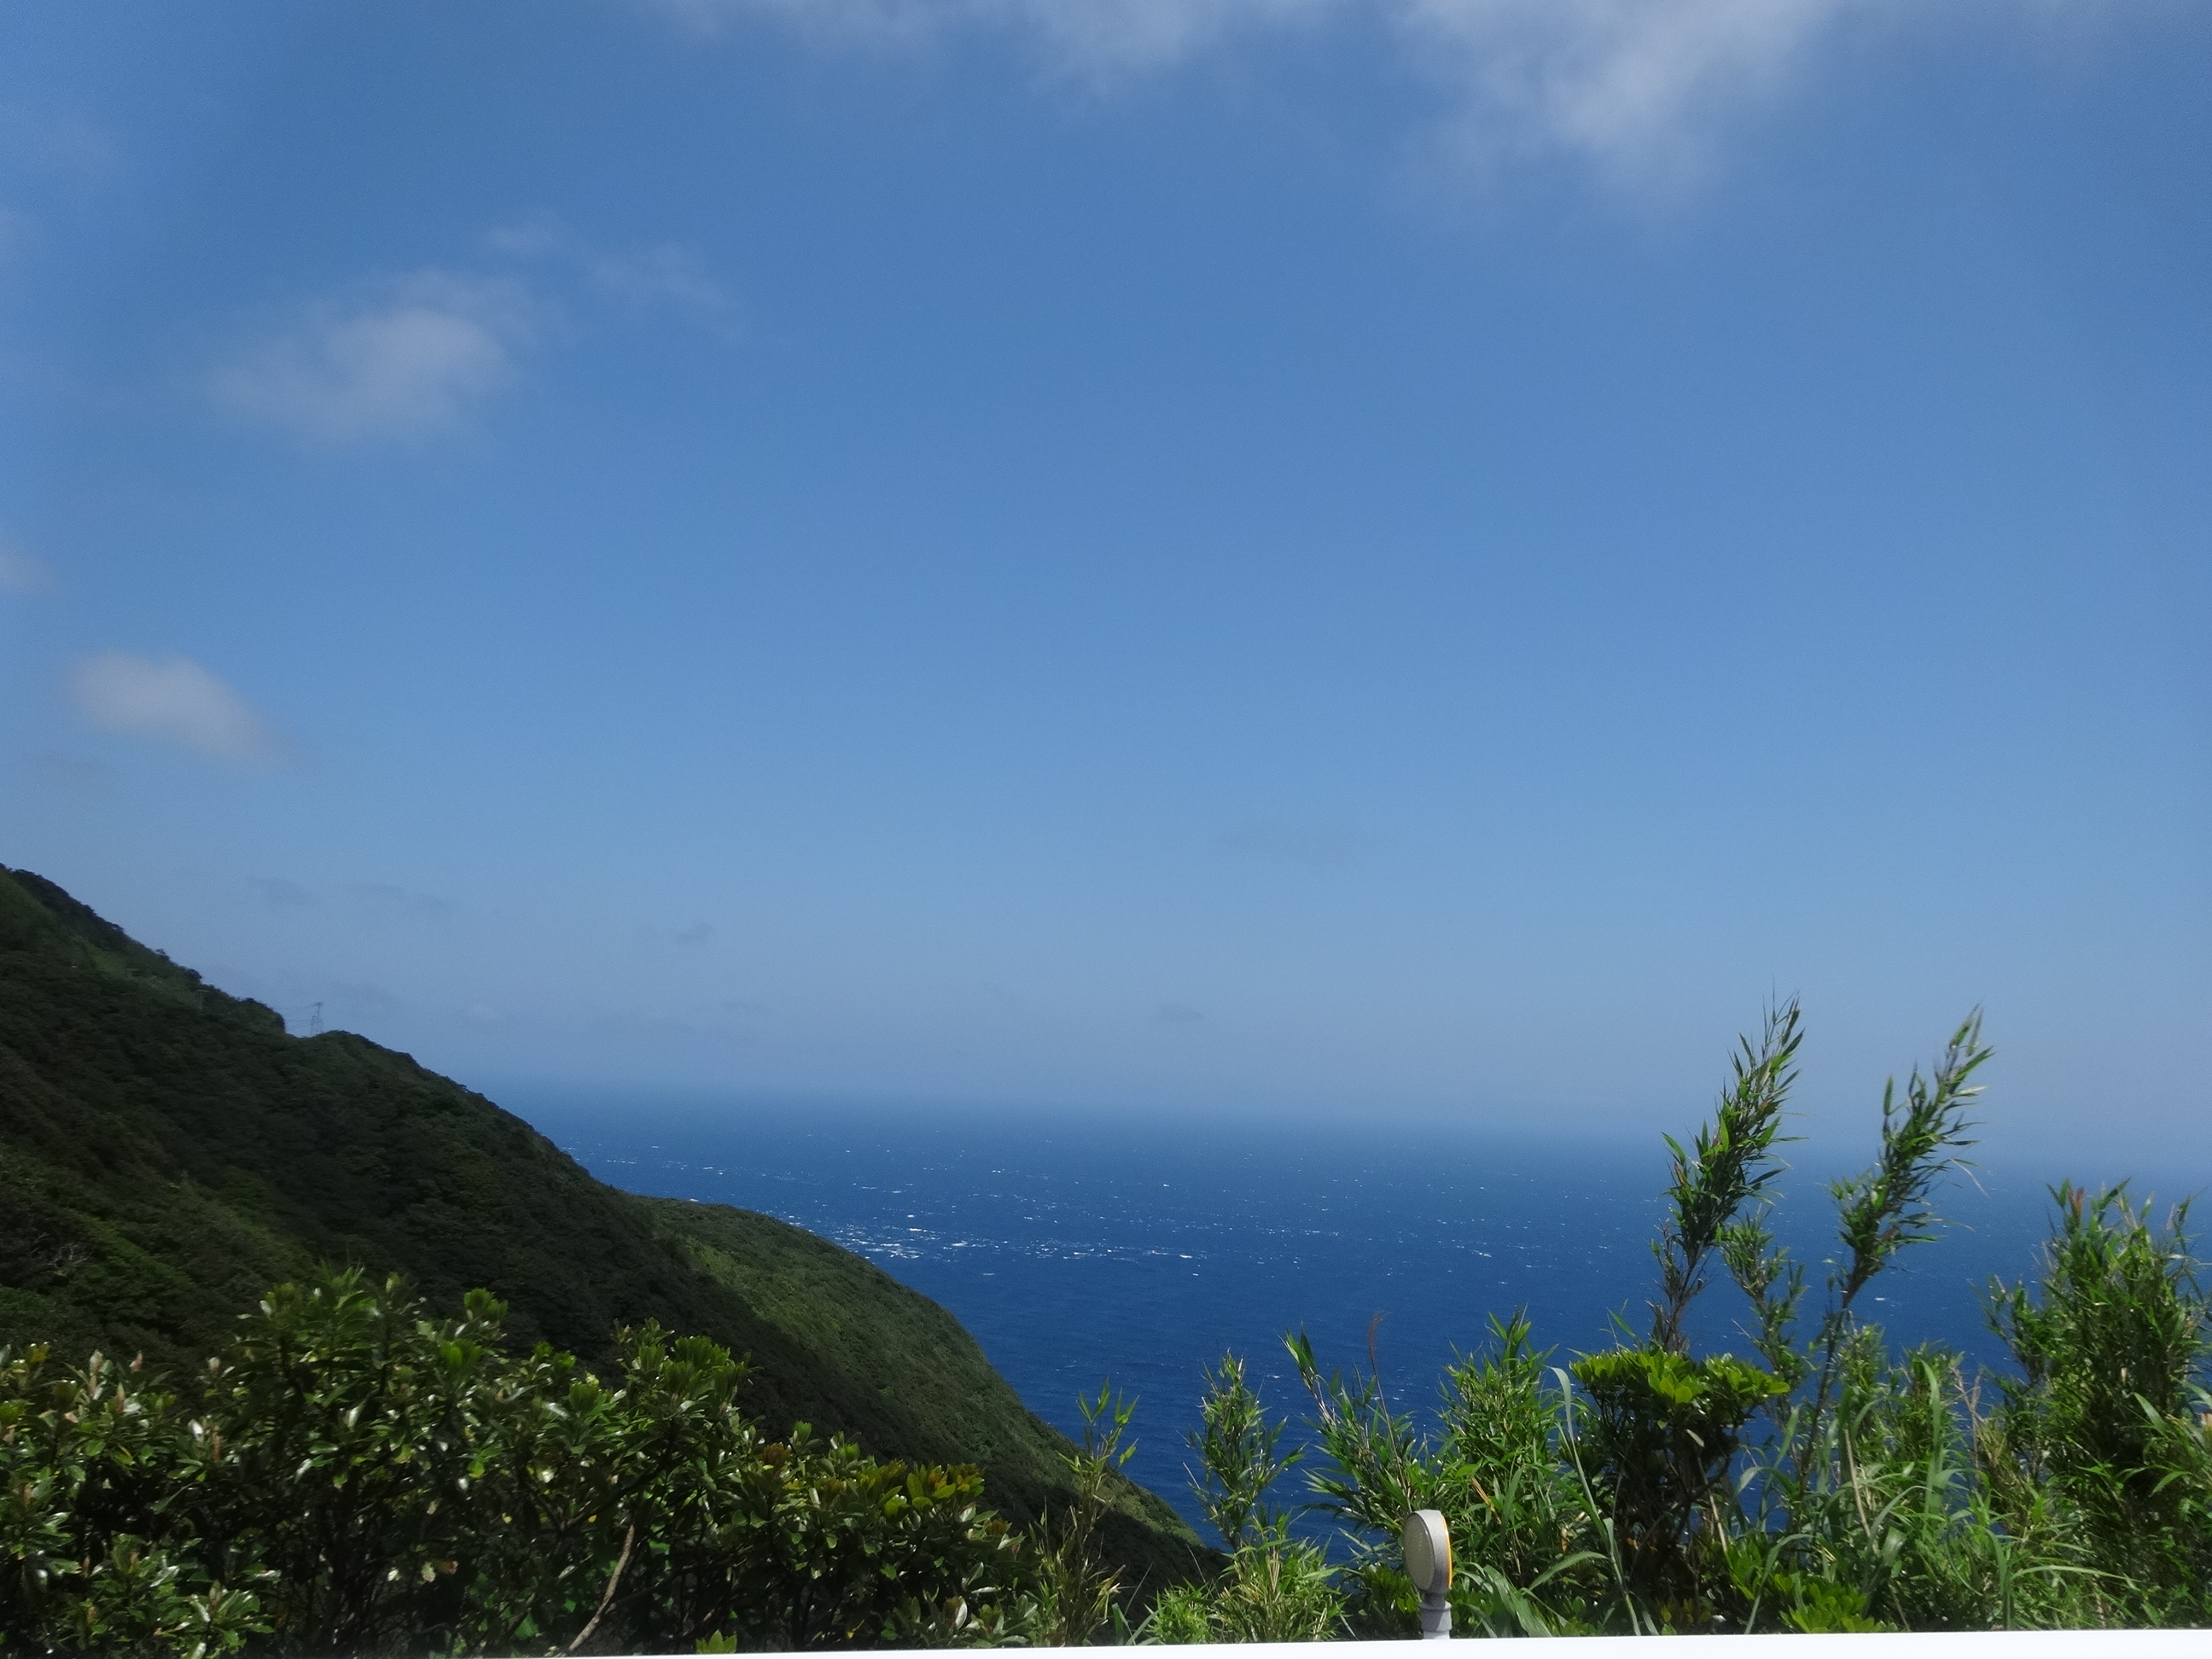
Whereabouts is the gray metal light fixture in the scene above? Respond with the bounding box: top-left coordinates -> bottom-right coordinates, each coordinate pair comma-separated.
1402,1509 -> 1452,1639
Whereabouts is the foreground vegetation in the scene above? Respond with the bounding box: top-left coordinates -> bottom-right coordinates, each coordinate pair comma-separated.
2,1266 -> 1186,1655
1154,1006 -> 2212,1639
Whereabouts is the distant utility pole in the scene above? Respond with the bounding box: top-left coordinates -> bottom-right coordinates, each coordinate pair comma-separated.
307,1001 -> 323,1036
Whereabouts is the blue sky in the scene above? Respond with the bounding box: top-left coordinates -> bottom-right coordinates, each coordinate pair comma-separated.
2,0 -> 2206,1155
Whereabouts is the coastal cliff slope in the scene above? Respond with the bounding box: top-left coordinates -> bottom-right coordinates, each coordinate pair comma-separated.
0,864 -> 1196,1580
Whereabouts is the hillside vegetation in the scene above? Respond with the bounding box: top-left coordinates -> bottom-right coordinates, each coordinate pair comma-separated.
0,864 -> 1195,1582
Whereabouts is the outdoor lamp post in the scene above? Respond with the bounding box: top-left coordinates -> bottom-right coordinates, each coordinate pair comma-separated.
1402,1509 -> 1452,1639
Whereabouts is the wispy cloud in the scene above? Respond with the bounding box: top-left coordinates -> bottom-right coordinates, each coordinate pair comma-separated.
247,876 -> 454,916
210,233 -> 733,447
0,533 -> 54,594
485,216 -> 733,327
210,271 -> 535,444
587,242 -> 729,314
1157,1000 -> 1206,1024
68,651 -> 280,763
657,0 -> 2107,180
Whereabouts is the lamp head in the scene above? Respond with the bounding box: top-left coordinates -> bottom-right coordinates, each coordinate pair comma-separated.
1402,1508 -> 1452,1596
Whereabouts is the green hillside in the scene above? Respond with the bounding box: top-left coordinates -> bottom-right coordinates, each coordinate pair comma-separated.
0,864 -> 1197,1584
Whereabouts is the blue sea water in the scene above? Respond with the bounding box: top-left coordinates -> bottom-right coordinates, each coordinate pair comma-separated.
513,1094 -> 2205,1537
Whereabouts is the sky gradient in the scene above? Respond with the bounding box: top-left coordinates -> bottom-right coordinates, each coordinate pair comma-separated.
3,0 -> 2207,1156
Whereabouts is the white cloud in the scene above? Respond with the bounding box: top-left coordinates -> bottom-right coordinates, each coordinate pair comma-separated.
1395,0 -> 1849,180
210,271 -> 535,443
69,651 -> 280,763
0,534 -> 54,593
658,0 -> 2111,178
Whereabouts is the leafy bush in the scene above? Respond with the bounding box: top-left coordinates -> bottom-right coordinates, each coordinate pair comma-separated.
0,1347 -> 262,1658
1567,1347 -> 1787,1615
2,1272 -> 1033,1656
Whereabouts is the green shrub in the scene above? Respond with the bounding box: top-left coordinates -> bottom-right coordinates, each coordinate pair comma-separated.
0,1347 -> 263,1658
1567,1347 -> 1786,1615
1143,1355 -> 1344,1643
1436,1313 -> 1596,1624
2,1271 -> 1033,1656
1988,1184 -> 2212,1625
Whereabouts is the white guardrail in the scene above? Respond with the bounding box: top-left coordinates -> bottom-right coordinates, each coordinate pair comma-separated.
589,1634 -> 2212,1656
1134,1637 -> 2212,1656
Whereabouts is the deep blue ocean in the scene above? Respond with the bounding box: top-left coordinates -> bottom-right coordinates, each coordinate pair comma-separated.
513,1094 -> 2205,1537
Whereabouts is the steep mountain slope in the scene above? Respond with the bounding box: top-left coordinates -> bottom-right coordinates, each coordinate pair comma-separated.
0,864 -> 1197,1581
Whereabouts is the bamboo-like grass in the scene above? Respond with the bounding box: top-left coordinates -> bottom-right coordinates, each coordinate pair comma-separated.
1155,1006 -> 2212,1639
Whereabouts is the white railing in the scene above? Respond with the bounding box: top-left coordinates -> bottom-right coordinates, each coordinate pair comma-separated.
1134,1637 -> 2211,1656
595,1637 -> 2212,1656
